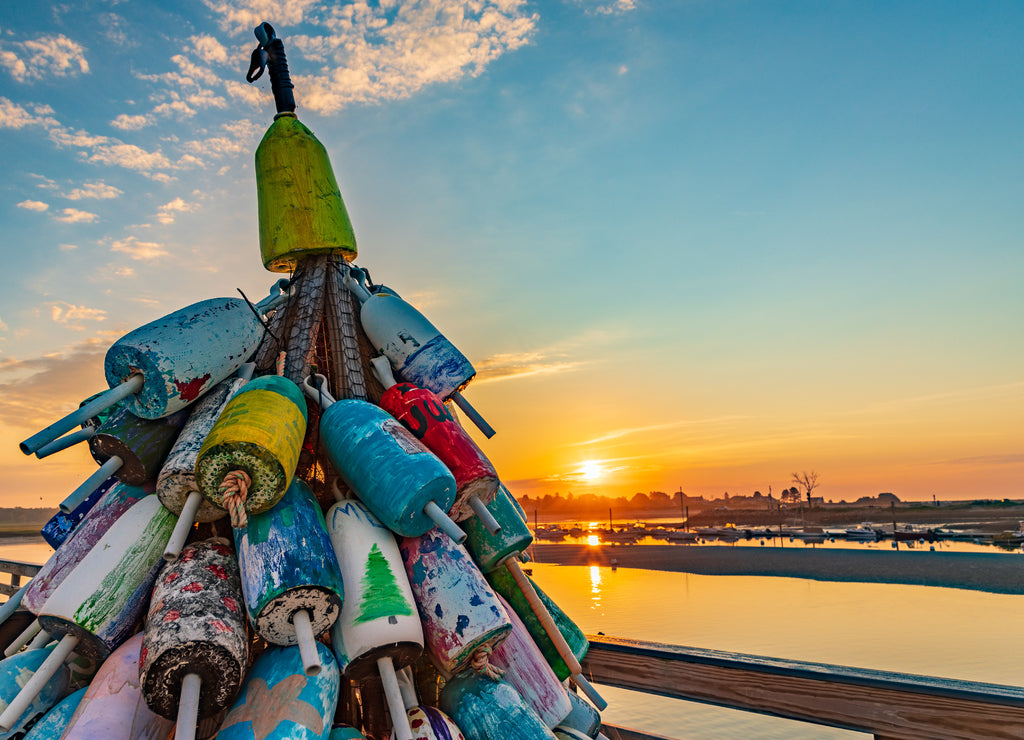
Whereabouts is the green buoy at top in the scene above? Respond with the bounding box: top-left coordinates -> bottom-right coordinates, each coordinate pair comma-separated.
248,22 -> 357,273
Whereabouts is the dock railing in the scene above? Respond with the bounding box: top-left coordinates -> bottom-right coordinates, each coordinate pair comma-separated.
587,636 -> 1024,740
0,558 -> 40,601
3,560 -> 1022,739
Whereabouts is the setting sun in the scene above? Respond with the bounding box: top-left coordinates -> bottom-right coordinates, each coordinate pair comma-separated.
580,461 -> 604,481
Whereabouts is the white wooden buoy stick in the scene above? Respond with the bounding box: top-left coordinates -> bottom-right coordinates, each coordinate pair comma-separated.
35,427 -> 96,459
26,630 -> 52,651
292,609 -> 322,677
468,495 -> 501,534
0,584 -> 27,627
423,501 -> 467,544
20,374 -> 144,455
395,666 -> 418,711
176,672 -> 202,740
377,656 -> 414,740
569,673 -> 608,711
506,559 -> 582,675
450,391 -> 495,439
61,456 -> 123,513
164,491 -> 204,562
0,633 -> 78,732
3,619 -> 41,657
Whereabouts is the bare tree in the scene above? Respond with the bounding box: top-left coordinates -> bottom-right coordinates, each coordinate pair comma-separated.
792,471 -> 820,507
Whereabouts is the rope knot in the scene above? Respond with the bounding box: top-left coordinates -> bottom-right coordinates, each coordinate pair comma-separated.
470,645 -> 504,681
220,470 -> 252,528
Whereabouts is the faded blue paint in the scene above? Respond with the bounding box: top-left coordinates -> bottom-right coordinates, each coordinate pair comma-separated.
439,673 -> 555,740
462,487 -> 532,573
0,645 -> 72,739
320,400 -> 455,537
216,643 -> 339,740
234,478 -> 343,645
22,686 -> 86,740
399,335 -> 475,400
105,297 -> 264,420
399,530 -> 510,675
40,477 -> 114,548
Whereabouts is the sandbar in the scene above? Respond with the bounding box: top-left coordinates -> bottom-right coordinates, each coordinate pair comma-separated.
530,543 -> 1024,595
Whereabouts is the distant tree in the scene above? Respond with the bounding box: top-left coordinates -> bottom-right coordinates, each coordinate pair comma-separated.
792,471 -> 821,507
649,491 -> 672,506
781,487 -> 801,505
625,493 -> 648,509
752,491 -> 762,499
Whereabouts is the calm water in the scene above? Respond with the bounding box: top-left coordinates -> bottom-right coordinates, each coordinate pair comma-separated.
5,537 -> 1023,739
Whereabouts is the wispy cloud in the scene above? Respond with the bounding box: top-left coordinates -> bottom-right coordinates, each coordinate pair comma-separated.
50,302 -> 108,326
474,350 -> 583,384
572,416 -> 751,446
0,338 -> 111,429
64,181 -> 123,200
0,34 -> 89,83
196,0 -> 538,114
53,208 -> 99,224
927,454 -> 1024,467
111,235 -> 168,260
17,200 -> 49,212
156,197 -> 199,224
575,0 -> 638,15
111,113 -> 152,131
0,98 -> 59,129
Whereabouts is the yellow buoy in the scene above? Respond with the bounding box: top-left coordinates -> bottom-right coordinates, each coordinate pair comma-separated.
255,112 -> 357,272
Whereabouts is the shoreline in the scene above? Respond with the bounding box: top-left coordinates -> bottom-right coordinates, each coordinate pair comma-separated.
530,543 -> 1024,595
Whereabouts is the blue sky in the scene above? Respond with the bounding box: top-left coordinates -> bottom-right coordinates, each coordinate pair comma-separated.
2,1 -> 1022,507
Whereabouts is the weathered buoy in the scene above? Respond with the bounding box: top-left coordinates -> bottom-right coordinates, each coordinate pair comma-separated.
0,644 -> 71,737
0,495 -> 176,732
60,405 -> 188,513
141,538 -> 248,740
490,594 -> 572,728
235,478 -> 343,676
60,633 -> 174,739
159,374 -> 249,560
39,476 -> 115,549
248,22 -> 357,273
305,374 -> 464,543
487,568 -> 604,709
197,374 -> 307,528
373,358 -> 499,529
438,671 -> 556,740
21,685 -> 86,740
399,529 -> 511,678
19,280 -> 289,455
10,481 -> 152,651
464,487 -> 603,708
326,497 -> 422,740
344,270 -> 494,438
215,642 -> 340,740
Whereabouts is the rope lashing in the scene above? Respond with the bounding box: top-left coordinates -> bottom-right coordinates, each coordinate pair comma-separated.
470,645 -> 504,681
276,350 -> 286,376
220,470 -> 252,528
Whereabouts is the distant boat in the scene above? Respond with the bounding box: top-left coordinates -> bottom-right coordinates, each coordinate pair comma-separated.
845,525 -> 880,541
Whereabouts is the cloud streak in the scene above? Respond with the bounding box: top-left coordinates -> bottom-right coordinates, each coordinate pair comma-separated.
0,34 -> 89,82
474,350 -> 583,384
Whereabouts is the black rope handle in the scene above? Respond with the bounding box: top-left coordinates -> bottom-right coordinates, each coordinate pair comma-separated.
246,22 -> 295,114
